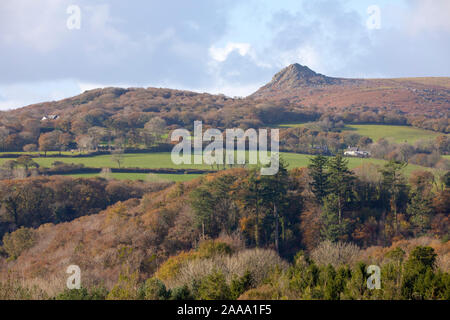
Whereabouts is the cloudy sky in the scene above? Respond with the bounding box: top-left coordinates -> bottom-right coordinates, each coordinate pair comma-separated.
1,0 -> 449,110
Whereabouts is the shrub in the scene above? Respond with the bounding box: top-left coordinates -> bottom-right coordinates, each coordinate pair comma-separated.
197,240 -> 234,258
55,287 -> 108,300
141,278 -> 170,300
2,227 -> 36,260
197,271 -> 231,300
170,248 -> 287,291
23,144 -> 37,152
0,276 -> 48,300
106,269 -> 141,300
230,271 -> 253,299
310,240 -> 361,268
155,251 -> 198,283
170,285 -> 193,300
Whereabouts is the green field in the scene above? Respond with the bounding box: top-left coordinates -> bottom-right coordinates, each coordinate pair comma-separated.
341,124 -> 442,144
272,123 -> 443,144
273,122 -> 307,128
65,172 -> 202,182
0,152 -> 431,178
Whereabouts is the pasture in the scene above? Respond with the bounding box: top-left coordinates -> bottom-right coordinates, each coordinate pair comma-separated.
0,151 -> 432,179
341,124 -> 442,144
65,172 -> 202,182
272,122 -> 442,144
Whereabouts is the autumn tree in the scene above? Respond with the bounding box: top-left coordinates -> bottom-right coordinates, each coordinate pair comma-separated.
142,117 -> 166,147
38,131 -> 60,156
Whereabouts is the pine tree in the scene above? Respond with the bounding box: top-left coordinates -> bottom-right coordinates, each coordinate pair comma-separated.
326,154 -> 355,224
380,160 -> 408,233
307,155 -> 330,204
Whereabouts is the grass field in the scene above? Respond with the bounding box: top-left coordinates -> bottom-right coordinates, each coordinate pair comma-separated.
65,172 -> 203,182
0,152 -> 431,178
341,124 -> 442,144
273,123 -> 443,144
273,122 -> 307,128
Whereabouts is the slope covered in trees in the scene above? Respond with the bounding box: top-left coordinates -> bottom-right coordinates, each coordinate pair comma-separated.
0,63 -> 448,155
0,157 -> 448,299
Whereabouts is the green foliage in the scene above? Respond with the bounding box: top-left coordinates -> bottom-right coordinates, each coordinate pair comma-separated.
443,171 -> 450,188
170,285 -> 194,300
407,192 -> 433,235
230,271 -> 253,299
308,155 -> 329,203
2,227 -> 35,260
321,194 -> 349,242
197,271 -> 232,300
140,277 -> 170,300
405,246 -> 437,272
326,154 -> 355,224
197,240 -> 234,258
107,269 -> 141,300
55,287 -> 108,300
380,160 -> 409,232
190,174 -> 238,238
259,246 -> 449,300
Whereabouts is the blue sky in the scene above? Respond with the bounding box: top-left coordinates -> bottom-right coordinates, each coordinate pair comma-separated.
0,0 -> 449,110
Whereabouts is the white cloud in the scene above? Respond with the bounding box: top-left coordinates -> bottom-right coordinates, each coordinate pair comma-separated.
278,45 -> 322,71
209,42 -> 251,62
406,0 -> 450,34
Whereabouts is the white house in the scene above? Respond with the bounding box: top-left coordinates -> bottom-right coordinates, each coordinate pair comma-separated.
41,114 -> 59,121
344,147 -> 370,158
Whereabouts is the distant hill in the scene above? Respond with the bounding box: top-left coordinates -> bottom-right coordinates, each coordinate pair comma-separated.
0,63 -> 448,153
251,63 -> 450,117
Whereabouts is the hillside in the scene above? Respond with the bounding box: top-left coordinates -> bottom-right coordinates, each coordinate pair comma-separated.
0,63 -> 448,155
0,167 -> 449,298
251,63 -> 450,118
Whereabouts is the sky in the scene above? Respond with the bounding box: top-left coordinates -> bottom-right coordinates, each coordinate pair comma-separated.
0,0 -> 449,110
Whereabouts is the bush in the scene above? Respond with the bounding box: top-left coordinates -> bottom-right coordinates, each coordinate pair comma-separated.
230,271 -> 253,299
106,270 -> 141,300
55,287 -> 108,300
155,251 -> 198,283
23,144 -> 37,152
197,271 -> 231,300
310,240 -> 361,268
2,227 -> 36,260
141,278 -> 170,300
170,285 -> 194,300
197,240 -> 234,258
0,276 -> 48,300
168,248 -> 287,291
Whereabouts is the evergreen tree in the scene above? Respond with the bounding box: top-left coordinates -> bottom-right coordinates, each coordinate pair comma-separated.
308,155 -> 330,204
326,154 -> 355,224
380,160 -> 408,234
260,159 -> 289,253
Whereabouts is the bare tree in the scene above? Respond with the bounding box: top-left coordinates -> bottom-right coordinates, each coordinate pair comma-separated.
111,149 -> 125,168
311,240 -> 361,268
142,117 -> 166,147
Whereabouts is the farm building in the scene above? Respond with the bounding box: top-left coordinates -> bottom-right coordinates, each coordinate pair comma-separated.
344,147 -> 370,158
41,114 -> 59,120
